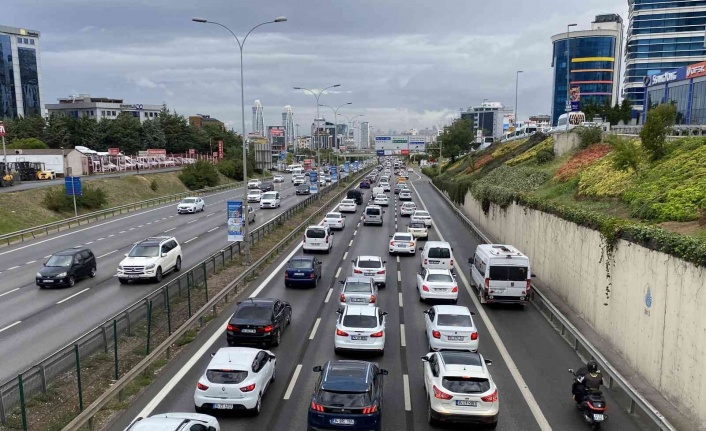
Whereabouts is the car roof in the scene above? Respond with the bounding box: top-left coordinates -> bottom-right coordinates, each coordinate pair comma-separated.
345,275 -> 373,284
321,360 -> 374,392
393,232 -> 412,236
290,255 -> 315,262
137,236 -> 173,246
356,255 -> 382,262
326,212 -> 342,216
209,347 -> 261,369
425,241 -> 450,247
128,417 -> 202,431
343,305 -> 378,316
437,351 -> 487,377
307,225 -> 326,230
238,297 -> 277,307
434,305 -> 472,315
55,248 -> 87,256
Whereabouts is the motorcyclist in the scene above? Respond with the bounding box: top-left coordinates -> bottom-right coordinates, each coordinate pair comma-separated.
572,360 -> 604,405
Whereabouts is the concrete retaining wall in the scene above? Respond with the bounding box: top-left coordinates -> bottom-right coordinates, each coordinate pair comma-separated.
553,132 -> 581,156
462,191 -> 706,428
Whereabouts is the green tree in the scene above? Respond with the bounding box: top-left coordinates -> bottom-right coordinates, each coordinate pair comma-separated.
619,98 -> 633,125
67,116 -> 98,149
285,152 -> 294,165
159,107 -> 191,154
439,119 -> 473,163
8,137 -> 49,149
179,160 -> 219,190
141,118 -> 166,152
639,103 -> 676,161
2,115 -> 46,142
45,115 -> 72,148
606,134 -> 642,173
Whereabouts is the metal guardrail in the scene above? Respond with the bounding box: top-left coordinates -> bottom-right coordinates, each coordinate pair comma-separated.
427,180 -> 677,431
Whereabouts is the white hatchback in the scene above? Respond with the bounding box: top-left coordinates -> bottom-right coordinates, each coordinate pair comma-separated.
334,305 -> 387,355
324,212 -> 346,230
374,194 -> 389,206
351,256 -> 387,286
417,268 -> 458,302
389,232 -> 416,255
424,305 -> 478,352
338,199 -> 357,213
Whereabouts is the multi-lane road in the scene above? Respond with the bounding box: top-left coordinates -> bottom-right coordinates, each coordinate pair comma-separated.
109,171 -> 644,431
0,175 -> 342,382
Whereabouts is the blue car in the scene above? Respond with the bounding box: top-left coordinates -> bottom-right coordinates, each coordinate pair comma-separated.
359,180 -> 371,189
284,256 -> 322,288
308,360 -> 388,431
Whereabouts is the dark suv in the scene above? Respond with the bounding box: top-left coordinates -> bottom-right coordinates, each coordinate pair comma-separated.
36,248 -> 97,288
347,189 -> 364,205
308,360 -> 388,431
226,298 -> 292,347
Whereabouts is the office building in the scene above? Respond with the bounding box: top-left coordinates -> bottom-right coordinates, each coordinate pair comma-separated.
0,25 -> 44,118
189,114 -> 225,130
282,105 -> 294,148
550,14 -> 623,125
46,95 -> 161,122
268,125 -> 286,167
360,122 -> 370,149
311,121 -> 335,149
529,114 -> 551,123
624,0 -> 706,119
460,102 -> 511,141
642,60 -> 706,125
252,100 -> 264,136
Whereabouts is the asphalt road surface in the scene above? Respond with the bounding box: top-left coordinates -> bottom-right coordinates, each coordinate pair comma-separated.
109,170 -> 644,431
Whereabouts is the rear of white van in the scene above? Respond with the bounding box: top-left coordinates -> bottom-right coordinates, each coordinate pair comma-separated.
484,256 -> 530,303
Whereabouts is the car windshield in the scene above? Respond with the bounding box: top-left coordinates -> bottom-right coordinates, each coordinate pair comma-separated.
326,213 -> 341,219
357,260 -> 381,269
128,245 -> 160,257
306,229 -> 326,238
288,259 -> 313,269
46,255 -> 73,267
489,266 -> 528,281
248,190 -> 260,194
344,281 -> 371,292
262,192 -> 277,199
318,390 -> 371,407
181,198 -> 195,203
442,377 -> 491,394
343,314 -> 378,328
428,248 -> 451,259
393,234 -> 412,241
234,306 -> 270,321
206,370 -> 248,384
427,274 -> 453,283
437,314 -> 473,327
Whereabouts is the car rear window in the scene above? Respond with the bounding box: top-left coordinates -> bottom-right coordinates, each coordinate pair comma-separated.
342,315 -> 378,328
318,390 -> 371,407
410,222 -> 425,228
437,314 -> 473,327
442,377 -> 490,394
415,211 -> 429,217
428,248 -> 451,259
342,199 -> 354,204
326,213 -> 341,219
234,306 -> 270,321
366,208 -> 380,215
207,370 -> 248,384
288,259 -> 312,269
489,266 -> 528,281
393,234 -> 412,241
306,229 -> 326,238
357,260 -> 381,269
427,274 -> 453,283
344,281 -> 371,292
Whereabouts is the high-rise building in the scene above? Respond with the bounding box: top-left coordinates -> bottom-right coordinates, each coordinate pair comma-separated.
624,1 -> 706,120
460,102 -> 511,141
0,25 -> 44,118
281,105 -> 294,148
550,14 -> 623,125
252,100 -> 264,136
359,122 -> 370,149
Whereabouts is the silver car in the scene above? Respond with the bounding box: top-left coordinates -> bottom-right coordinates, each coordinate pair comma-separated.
338,276 -> 378,308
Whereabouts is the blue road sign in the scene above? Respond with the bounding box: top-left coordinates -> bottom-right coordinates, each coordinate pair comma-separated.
64,176 -> 82,196
330,166 -> 338,182
344,161 -> 350,173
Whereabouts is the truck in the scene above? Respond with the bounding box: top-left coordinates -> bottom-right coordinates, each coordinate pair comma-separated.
302,159 -> 313,172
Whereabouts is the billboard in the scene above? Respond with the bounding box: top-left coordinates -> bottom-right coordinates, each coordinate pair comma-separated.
401,149 -> 410,155
108,148 -> 120,155
270,129 -> 284,136
645,67 -> 687,87
309,171 -> 318,194
376,150 -> 385,156
570,87 -> 581,112
503,114 -> 515,132
687,61 -> 706,79
147,149 -> 166,156
227,201 -> 244,242
218,140 -> 224,159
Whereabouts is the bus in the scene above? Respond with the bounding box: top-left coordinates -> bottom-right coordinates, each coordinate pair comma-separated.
285,163 -> 303,173
555,112 -> 586,132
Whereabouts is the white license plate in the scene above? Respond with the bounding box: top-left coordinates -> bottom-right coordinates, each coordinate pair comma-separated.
351,335 -> 368,341
350,298 -> 365,303
294,272 -> 304,276
429,260 -> 440,264
241,329 -> 256,333
43,279 -> 54,283
311,243 -> 320,246
331,418 -> 355,425
455,400 -> 477,406
127,275 -> 140,279
448,336 -> 464,341
593,414 -> 604,421
365,272 -> 375,276
434,288 -> 446,292
213,403 -> 233,410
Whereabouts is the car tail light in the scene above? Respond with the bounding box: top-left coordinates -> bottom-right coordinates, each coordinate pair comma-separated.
432,330 -> 441,339
197,382 -> 209,391
422,285 -> 429,292
258,325 -> 274,333
240,383 -> 256,392
310,272 -> 316,279
526,279 -> 532,290
354,269 -> 363,274
452,286 -> 458,293
471,332 -> 478,340
377,270 -> 385,274
424,259 -> 428,265
325,235 -> 329,243
433,385 -> 452,400
370,294 -> 376,303
284,271 -> 289,278
340,293 -> 346,302
362,405 -> 378,414
303,235 -> 306,243
336,328 -> 349,336
226,324 -> 236,331
370,330 -> 383,338
390,241 -> 395,246
481,389 -> 498,402
450,259 -> 454,267
311,401 -> 325,412
484,278 -> 490,290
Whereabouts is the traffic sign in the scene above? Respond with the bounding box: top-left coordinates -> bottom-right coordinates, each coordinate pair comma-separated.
64,176 -> 82,196
309,171 -> 318,194
0,121 -> 6,137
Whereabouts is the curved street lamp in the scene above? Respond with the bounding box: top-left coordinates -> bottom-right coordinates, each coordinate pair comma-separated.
320,102 -> 352,183
293,84 -> 341,170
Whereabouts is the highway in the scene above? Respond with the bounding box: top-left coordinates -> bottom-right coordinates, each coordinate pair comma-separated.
109,170 -> 644,431
0,174 -> 342,382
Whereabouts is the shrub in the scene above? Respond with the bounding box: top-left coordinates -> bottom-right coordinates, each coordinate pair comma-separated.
150,179 -> 158,191
43,185 -> 107,213
216,159 -> 237,179
574,126 -> 603,149
7,138 -> 48,149
578,155 -> 636,198
492,139 -> 526,158
535,148 -> 555,164
640,103 -> 676,161
605,134 -> 643,173
506,137 -> 554,166
470,165 -> 549,208
554,144 -> 612,182
179,160 -> 219,190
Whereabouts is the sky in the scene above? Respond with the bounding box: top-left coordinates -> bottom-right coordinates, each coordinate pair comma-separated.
5,0 -> 629,134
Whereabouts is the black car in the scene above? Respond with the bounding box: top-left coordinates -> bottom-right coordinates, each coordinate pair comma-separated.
36,248 -> 97,288
284,256 -> 322,288
227,298 -> 292,347
260,182 -> 274,192
296,184 -> 311,195
347,189 -> 364,205
308,361 -> 388,431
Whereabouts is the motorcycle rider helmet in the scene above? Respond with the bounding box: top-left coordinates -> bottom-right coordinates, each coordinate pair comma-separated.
587,360 -> 598,374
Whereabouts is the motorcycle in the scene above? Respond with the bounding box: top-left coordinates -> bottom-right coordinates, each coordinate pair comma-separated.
568,368 -> 608,429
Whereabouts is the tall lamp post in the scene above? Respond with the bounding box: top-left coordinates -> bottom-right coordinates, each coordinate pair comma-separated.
193,15 -> 287,264
566,23 -> 578,113
293,84 -> 341,170
514,70 -> 523,132
320,102 -> 352,185
342,114 -> 364,149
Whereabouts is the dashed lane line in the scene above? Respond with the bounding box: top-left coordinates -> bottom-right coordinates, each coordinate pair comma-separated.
325,288 -> 333,303
402,374 -> 412,411
343,251 -> 348,260
164,227 -> 176,233
97,250 -> 118,259
6,266 -> 19,271
335,267 -> 341,278
348,240 -> 353,247
56,288 -> 90,305
207,226 -> 219,233
399,292 -> 403,307
309,318 -> 321,340
25,260 -> 36,265
0,321 -> 22,333
184,237 -> 198,244
0,288 -> 20,298
400,323 -> 406,347
284,364 -> 303,400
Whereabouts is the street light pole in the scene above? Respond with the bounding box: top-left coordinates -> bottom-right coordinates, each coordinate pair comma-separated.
566,23 -> 578,113
514,70 -> 523,131
293,84 -> 341,170
193,15 -> 287,265
320,102 -> 352,186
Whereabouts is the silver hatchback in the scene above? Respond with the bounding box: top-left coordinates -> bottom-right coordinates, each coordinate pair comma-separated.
338,276 -> 378,308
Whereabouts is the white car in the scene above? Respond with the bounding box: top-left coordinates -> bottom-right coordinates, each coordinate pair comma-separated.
338,276 -> 378,307
247,189 -> 262,202
194,347 -> 275,415
293,175 -> 306,185
412,210 -> 433,227
422,350 -> 498,428
125,412 -> 220,431
247,179 -> 262,189
400,202 -> 417,216
380,182 -> 391,192
334,305 -> 387,355
338,199 -> 357,213
408,167 -> 414,172
260,191 -> 280,209
319,177 -> 326,186
273,175 -> 284,183
389,232 -> 416,255
117,236 -> 182,284
303,225 -> 333,253
351,255 -> 387,287
417,268 -> 458,303
374,194 -> 389,206
399,190 -> 413,201
423,305 -> 478,352
177,197 -> 205,214
324,212 -> 346,230
408,221 -> 429,240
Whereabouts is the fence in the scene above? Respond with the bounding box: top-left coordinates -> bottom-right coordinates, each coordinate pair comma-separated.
426,180 -> 677,431
0,168 -> 371,431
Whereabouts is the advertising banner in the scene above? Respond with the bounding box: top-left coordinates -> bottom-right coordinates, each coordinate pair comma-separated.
147,149 -> 167,156
376,150 -> 385,156
309,171 -> 318,194
188,149 -> 196,156
108,148 -> 120,155
687,61 -> 706,79
384,150 -> 392,155
218,140 -> 224,159
352,161 -> 359,172
401,149 -> 410,155
645,67 -> 687,87
330,166 -> 338,182
570,87 -> 581,112
344,161 -> 350,173
227,201 -> 244,242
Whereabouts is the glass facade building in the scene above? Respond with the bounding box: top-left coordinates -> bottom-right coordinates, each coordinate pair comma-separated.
643,61 -> 706,125
624,0 -> 706,118
0,25 -> 43,119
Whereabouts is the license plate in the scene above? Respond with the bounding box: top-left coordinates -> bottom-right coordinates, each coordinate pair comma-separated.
434,288 -> 446,292
311,243 -> 320,246
429,260 -> 440,264
448,336 -> 464,341
127,275 -> 140,279
351,335 -> 368,341
213,403 -> 233,410
593,414 -> 604,421
43,279 -> 54,283
455,400 -> 477,407
350,298 -> 365,303
331,419 -> 355,425
294,272 -> 304,276
241,329 -> 256,333
365,272 -> 375,276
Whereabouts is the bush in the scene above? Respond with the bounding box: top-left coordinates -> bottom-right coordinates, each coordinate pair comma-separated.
535,148 -> 555,164
574,126 -> 603,149
606,134 -> 643,173
578,155 -> 636,198
470,165 -> 549,208
179,160 -> 219,190
217,158 -> 246,180
506,137 -> 554,166
554,144 -> 612,182
43,185 -> 107,213
150,179 -> 158,191
640,103 -> 676,161
7,138 -> 49,149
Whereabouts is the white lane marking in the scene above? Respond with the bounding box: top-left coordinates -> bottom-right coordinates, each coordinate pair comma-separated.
84,241 -> 93,245
119,231 -> 127,234
397,271 -> 402,282
403,374 -> 412,411
336,267 -> 341,278
250,243 -> 303,298
187,219 -> 198,224
206,213 -> 215,217
343,251 -> 348,260
353,230 -> 357,236
399,292 -> 403,307
43,255 -> 51,259
109,234 -> 115,238
325,288 -> 333,303
207,226 -> 219,233
56,288 -> 90,305
25,260 -> 36,264
400,323 -> 406,347
357,222 -> 360,227
164,227 -> 176,233
284,364 -> 303,400
97,250 -> 118,259
129,228 -> 135,231
184,237 -> 198,244
97,237 -> 105,241
348,240 -> 353,247
396,256 -> 400,263
0,321 -> 22,333
146,222 -> 152,225
0,288 -> 20,298
309,318 -> 321,340
137,225 -> 144,228
410,181 -> 552,430
6,266 -> 19,271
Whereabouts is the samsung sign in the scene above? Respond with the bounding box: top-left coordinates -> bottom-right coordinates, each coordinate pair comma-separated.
645,67 -> 686,87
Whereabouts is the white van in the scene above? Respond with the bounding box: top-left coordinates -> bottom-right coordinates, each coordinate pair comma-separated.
419,241 -> 454,271
260,191 -> 280,209
363,205 -> 384,225
303,225 -> 333,253
372,186 -> 384,196
469,244 -> 531,305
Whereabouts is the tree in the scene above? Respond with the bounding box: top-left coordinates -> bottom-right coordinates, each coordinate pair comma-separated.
2,115 -> 46,142
285,152 -> 294,165
439,119 -> 473,163
8,137 -> 49,149
640,103 -> 676,161
45,115 -> 72,148
619,98 -> 633,125
141,118 -> 166,152
179,160 -> 219,190
159,108 -> 191,154
606,134 -> 642,173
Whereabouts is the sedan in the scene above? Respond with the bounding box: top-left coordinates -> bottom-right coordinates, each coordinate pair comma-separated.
247,179 -> 262,189
334,305 -> 387,355
411,210 -> 433,227
380,182 -> 391,192
424,305 -> 478,352
247,190 -> 262,202
417,268 -> 458,302
227,298 -> 292,347
339,276 -> 378,308
273,175 -> 284,183
373,194 -> 389,207
407,221 -> 429,240
284,256 -> 322,288
260,182 -> 274,192
296,184 -> 311,195
389,232 -> 416,255
177,197 -> 205,214
399,190 -> 413,201
324,212 -> 346,230
351,256 -> 387,287
338,199 -> 357,213
400,202 -> 417,216
360,180 -> 371,189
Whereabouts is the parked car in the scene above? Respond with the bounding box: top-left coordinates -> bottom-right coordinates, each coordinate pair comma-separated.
226,298 -> 292,347
284,256 -> 322,288
334,305 -> 387,355
36,248 -> 97,288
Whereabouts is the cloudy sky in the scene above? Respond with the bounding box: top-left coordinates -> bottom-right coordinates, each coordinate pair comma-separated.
6,0 -> 628,133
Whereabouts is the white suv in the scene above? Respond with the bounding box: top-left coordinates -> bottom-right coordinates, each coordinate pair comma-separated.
124,413 -> 219,431
118,236 -> 182,284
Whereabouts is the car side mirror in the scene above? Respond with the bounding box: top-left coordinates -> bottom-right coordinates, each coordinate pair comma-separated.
418,247 -> 423,251
485,359 -> 493,366
467,257 -> 473,264
161,253 -> 168,257
269,354 -> 276,360
568,368 -> 575,374
124,253 -> 129,257
382,311 -> 388,316
470,311 -> 476,316
421,356 -> 429,362
379,369 -> 389,376
43,262 -> 47,266
531,273 -> 536,278
338,280 -> 345,285
313,365 -> 323,372
422,310 -> 429,314
210,353 -> 216,358
331,232 -> 334,235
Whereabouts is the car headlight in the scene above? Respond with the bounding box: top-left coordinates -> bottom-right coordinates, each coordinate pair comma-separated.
36,272 -> 42,278
145,264 -> 155,270
57,272 -> 67,278
117,265 -> 123,271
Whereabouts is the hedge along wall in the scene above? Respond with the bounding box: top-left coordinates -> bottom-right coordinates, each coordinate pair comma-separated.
461,190 -> 706,428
